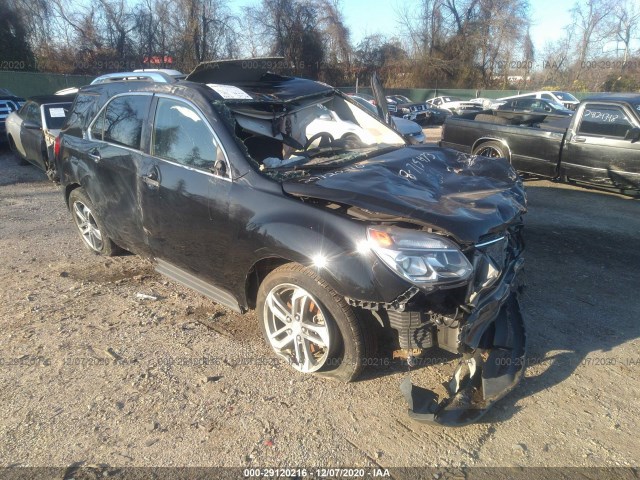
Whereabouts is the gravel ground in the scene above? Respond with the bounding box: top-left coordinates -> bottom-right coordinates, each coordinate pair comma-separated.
1,137 -> 639,473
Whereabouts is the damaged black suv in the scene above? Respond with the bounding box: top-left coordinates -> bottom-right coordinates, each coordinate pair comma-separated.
55,59 -> 527,425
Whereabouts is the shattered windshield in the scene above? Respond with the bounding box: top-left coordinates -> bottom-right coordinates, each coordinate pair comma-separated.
222,93 -> 406,175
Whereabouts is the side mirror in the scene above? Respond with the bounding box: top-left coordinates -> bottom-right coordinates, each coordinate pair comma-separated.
624,127 -> 640,143
213,159 -> 227,177
24,121 -> 41,130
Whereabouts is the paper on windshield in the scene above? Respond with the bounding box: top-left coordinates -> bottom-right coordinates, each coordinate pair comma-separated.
49,108 -> 66,118
207,84 -> 253,100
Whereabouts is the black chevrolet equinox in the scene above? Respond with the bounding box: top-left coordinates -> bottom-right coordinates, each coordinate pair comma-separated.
55,59 -> 528,425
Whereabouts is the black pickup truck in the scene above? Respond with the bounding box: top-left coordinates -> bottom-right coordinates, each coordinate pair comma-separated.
440,93 -> 640,194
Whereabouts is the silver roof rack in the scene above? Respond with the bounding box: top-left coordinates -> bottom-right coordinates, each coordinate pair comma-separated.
90,71 -> 176,85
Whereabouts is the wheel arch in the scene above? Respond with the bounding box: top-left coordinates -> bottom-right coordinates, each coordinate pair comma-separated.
64,183 -> 82,208
7,133 -> 17,152
244,256 -> 292,310
471,137 -> 512,161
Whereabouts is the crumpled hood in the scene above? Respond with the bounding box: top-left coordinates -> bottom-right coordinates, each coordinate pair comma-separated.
282,146 -> 527,244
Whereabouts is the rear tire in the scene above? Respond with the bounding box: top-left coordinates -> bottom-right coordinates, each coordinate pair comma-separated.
68,188 -> 120,256
473,140 -> 508,160
8,136 -> 29,165
257,263 -> 376,382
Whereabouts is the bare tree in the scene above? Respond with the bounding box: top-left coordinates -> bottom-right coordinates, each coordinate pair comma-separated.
569,0 -> 613,81
610,0 -> 640,65
247,0 -> 325,78
0,1 -> 36,69
170,0 -> 239,69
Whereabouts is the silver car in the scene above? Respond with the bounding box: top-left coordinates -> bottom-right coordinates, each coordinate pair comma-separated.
6,94 -> 74,179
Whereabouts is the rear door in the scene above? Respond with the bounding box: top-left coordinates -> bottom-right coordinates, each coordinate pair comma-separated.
84,92 -> 153,254
139,95 -> 233,285
563,102 -> 640,186
21,102 -> 45,168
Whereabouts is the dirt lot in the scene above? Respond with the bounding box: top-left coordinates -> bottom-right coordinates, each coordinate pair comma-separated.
1,134 -> 639,474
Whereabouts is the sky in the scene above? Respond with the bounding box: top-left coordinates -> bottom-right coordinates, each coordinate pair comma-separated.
230,0 -> 576,60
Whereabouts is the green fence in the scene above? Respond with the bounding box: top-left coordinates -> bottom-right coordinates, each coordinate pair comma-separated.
0,71 -> 95,98
1,70 -> 601,101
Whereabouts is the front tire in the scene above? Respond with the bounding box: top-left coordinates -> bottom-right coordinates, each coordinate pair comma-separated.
68,188 -> 119,256
257,263 -> 374,382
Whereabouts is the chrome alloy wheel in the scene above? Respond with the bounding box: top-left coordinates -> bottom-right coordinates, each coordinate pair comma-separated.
72,200 -> 104,253
475,145 -> 502,158
263,283 -> 332,373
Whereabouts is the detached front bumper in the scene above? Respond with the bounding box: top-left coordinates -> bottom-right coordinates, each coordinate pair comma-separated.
400,251 -> 526,426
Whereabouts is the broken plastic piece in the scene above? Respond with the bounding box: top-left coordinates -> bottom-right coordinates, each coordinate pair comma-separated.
401,294 -> 525,426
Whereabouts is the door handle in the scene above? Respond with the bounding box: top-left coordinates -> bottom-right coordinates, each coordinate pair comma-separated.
88,148 -> 101,162
573,136 -> 586,143
141,166 -> 161,188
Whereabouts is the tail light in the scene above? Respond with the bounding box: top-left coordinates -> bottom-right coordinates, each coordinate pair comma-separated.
54,135 -> 61,160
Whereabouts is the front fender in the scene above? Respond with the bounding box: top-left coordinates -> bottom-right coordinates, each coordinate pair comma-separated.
245,218 -> 410,305
229,186 -> 411,307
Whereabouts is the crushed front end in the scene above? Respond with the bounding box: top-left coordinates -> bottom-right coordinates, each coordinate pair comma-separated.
352,222 -> 527,426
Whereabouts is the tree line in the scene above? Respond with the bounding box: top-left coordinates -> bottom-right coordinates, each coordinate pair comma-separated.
1,0 -> 639,91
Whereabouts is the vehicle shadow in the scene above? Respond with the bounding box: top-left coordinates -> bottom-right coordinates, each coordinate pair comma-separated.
0,143 -> 49,186
358,182 -> 640,425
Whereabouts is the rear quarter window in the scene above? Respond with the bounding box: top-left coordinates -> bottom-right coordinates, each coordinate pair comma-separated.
92,95 -> 151,150
65,93 -> 100,137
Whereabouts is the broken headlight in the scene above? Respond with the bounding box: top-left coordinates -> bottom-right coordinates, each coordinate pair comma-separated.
367,226 -> 473,287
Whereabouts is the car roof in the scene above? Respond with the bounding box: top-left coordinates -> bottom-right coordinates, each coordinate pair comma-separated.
498,91 -> 579,101
79,59 -> 335,104
582,93 -> 640,103
91,71 -> 178,85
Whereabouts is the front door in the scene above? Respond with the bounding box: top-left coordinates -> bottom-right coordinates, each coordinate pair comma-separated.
139,95 -> 233,285
83,92 -> 154,254
563,102 -> 640,187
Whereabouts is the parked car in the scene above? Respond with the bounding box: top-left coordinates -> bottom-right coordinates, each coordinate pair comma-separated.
0,88 -> 25,143
386,95 -> 431,124
54,70 -> 186,95
349,94 -> 425,143
6,94 -> 75,178
496,91 -> 580,111
304,103 -> 376,147
350,92 -> 377,105
386,95 -> 450,125
440,93 -> 640,194
498,98 -> 573,117
426,96 -> 482,115
55,59 -> 527,426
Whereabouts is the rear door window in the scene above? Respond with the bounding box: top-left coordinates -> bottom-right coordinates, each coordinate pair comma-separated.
578,104 -> 636,138
43,103 -> 71,130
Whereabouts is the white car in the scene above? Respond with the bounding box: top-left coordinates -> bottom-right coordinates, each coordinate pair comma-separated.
426,96 -> 483,114
495,91 -> 580,110
6,94 -> 74,178
304,105 -> 376,147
